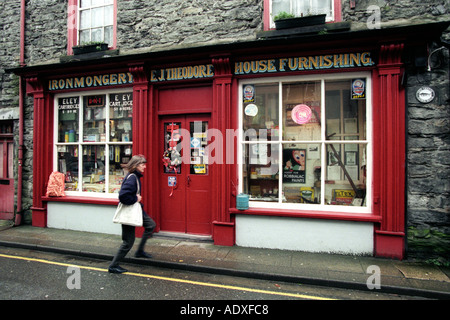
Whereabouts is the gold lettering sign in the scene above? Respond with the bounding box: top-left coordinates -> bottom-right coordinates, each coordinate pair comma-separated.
151,64 -> 214,82
48,53 -> 374,89
234,52 -> 375,75
48,72 -> 134,91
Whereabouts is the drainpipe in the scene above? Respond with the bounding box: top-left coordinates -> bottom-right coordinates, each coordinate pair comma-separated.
15,0 -> 26,225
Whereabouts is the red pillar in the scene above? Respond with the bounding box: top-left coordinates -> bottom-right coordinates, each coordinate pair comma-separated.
373,43 -> 406,259
211,56 -> 235,246
27,76 -> 53,227
128,63 -> 154,237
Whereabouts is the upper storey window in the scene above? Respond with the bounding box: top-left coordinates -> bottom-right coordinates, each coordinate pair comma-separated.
79,0 -> 115,46
67,0 -> 116,54
265,0 -> 341,29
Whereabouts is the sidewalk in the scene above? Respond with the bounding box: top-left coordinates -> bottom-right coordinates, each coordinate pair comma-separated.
0,224 -> 449,299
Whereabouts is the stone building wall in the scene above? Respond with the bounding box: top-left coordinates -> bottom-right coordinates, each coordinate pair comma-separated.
405,43 -> 450,263
0,1 -> 20,110
117,0 -> 263,54
343,0 -> 450,262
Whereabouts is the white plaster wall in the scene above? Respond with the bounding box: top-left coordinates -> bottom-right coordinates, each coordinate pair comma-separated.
47,202 -> 121,235
236,215 -> 373,255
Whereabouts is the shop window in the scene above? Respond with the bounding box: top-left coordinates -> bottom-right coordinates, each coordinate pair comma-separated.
265,0 -> 341,29
240,75 -> 370,212
55,91 -> 133,196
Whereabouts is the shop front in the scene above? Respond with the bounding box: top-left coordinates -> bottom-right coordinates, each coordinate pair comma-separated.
16,24 -> 432,259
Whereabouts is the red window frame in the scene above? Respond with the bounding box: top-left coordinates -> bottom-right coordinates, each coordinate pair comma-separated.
263,0 -> 342,31
67,0 -> 117,55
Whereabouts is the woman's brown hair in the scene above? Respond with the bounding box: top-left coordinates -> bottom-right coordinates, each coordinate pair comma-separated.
121,154 -> 147,173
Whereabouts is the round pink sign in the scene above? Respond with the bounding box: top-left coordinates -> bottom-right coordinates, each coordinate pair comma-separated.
291,104 -> 312,124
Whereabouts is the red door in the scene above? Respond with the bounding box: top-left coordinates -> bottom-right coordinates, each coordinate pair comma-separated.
159,115 -> 212,235
0,138 -> 14,220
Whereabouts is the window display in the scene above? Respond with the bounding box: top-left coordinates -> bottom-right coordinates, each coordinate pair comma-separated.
240,76 -> 369,209
55,91 -> 133,195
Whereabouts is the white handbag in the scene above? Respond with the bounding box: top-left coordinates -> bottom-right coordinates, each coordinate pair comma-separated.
113,174 -> 143,227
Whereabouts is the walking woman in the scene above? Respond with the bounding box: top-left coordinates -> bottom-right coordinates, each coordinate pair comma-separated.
109,154 -> 156,274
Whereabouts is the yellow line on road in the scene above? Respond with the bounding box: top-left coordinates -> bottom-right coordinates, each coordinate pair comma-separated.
0,253 -> 335,300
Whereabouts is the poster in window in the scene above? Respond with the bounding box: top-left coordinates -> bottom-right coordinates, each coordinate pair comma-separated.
283,149 -> 306,183
243,85 -> 255,103
286,102 -> 320,126
351,79 -> 366,99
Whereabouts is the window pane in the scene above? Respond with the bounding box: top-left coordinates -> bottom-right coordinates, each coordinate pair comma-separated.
57,145 -> 79,191
83,95 -> 106,142
282,143 -> 320,204
79,30 -> 90,44
243,83 -> 279,141
282,81 -> 321,141
91,27 -> 103,42
82,145 -> 105,193
311,0 -> 333,16
109,145 -> 131,193
80,9 -> 91,30
104,26 -> 113,46
109,93 -> 133,142
91,7 -> 104,28
58,97 -> 79,143
325,80 -> 366,140
80,0 -> 91,8
272,0 -> 290,17
92,0 -> 105,7
104,5 -> 114,25
325,143 -> 367,206
292,0 -> 308,17
243,143 -> 279,202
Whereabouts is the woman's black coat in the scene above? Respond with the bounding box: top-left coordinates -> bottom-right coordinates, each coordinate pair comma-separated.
118,171 -> 142,205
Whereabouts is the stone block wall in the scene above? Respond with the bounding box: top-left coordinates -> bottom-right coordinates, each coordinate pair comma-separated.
405,42 -> 450,263
117,0 -> 263,53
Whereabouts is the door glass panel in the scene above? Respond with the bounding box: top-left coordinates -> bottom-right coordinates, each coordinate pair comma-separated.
189,121 -> 208,175
163,122 -> 182,174
0,144 -> 3,178
7,142 -> 13,178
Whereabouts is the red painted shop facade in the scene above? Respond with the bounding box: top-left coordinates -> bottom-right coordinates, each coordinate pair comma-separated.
14,24 -> 442,260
